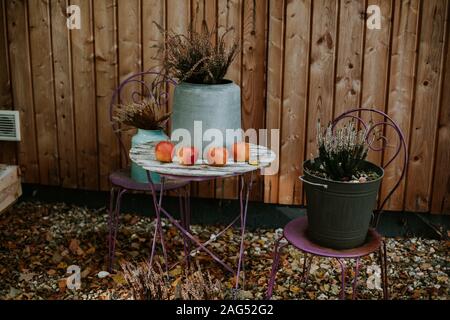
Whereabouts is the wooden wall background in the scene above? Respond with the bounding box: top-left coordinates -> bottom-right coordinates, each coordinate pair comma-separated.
0,0 -> 449,214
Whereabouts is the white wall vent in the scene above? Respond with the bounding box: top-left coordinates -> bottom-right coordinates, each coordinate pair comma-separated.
0,110 -> 21,141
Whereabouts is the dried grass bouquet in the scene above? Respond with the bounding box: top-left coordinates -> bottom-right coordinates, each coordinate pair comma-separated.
120,261 -> 225,300
113,71 -> 172,130
113,99 -> 171,130
155,21 -> 239,84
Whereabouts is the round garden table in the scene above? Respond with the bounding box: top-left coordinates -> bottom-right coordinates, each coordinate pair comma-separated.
130,141 -> 276,294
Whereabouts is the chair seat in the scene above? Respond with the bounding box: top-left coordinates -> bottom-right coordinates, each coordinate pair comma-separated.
284,216 -> 382,259
109,168 -> 189,191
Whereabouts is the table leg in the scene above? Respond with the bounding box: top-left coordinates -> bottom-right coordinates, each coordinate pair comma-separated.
179,187 -> 190,269
157,178 -> 169,275
234,173 -> 253,292
147,172 -> 169,275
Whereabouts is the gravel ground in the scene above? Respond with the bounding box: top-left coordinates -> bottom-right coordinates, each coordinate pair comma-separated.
0,202 -> 448,300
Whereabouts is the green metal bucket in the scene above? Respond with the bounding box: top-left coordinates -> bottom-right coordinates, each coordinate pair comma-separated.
302,160 -> 384,249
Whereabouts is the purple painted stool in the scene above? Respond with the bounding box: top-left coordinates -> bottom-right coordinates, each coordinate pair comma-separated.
107,69 -> 189,272
267,109 -> 408,300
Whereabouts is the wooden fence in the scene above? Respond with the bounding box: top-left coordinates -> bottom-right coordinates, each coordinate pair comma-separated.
0,0 -> 449,213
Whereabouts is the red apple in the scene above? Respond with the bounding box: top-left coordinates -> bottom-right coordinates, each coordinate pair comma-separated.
207,147 -> 229,167
231,142 -> 250,162
155,141 -> 175,163
176,146 -> 199,166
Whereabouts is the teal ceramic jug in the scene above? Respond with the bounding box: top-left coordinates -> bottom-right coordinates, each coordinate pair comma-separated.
131,129 -> 168,184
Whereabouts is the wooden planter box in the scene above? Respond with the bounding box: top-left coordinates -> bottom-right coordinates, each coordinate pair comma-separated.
0,164 -> 22,214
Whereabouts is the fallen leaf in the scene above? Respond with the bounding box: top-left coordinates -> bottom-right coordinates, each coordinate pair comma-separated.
51,252 -> 63,264
290,286 -> 301,294
112,273 -> 127,285
58,278 -> 67,293
19,272 -> 35,282
47,269 -> 57,276
69,239 -> 84,256
169,266 -> 182,277
57,262 -> 67,270
85,247 -> 96,255
81,267 -> 91,278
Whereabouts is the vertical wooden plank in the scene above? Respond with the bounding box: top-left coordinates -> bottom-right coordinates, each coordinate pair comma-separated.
405,0 -> 447,212
94,0 -> 120,190
215,0 -> 242,200
6,0 -> 39,182
431,0 -> 450,214
117,0 -> 141,167
28,0 -> 60,185
264,0 -> 284,204
192,0 -> 217,34
167,0 -> 190,34
142,0 -> 165,135
192,0 -> 217,198
361,0 -> 393,167
333,0 -> 365,117
278,0 -> 311,205
381,0 -> 420,210
0,0 -> 10,109
166,0 -> 190,136
205,0 -> 218,44
71,0 -> 98,189
306,0 -> 338,162
51,0 -> 77,188
142,0 -> 164,72
192,0 -> 205,31
0,0 -> 16,165
241,0 -> 268,201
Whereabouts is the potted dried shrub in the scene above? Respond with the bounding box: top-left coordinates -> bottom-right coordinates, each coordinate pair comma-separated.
114,99 -> 171,184
301,121 -> 384,249
156,22 -> 240,155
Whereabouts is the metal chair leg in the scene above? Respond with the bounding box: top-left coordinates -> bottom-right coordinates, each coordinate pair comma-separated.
352,258 -> 360,300
266,237 -> 287,299
107,187 -> 116,272
109,188 -> 126,272
337,259 -> 347,300
379,241 -> 389,299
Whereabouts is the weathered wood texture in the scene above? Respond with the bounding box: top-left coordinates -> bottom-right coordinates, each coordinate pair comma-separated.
0,0 -> 449,213
0,164 -> 22,213
0,0 -> 16,165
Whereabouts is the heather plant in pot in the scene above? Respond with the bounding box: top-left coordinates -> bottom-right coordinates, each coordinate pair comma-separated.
301,121 -> 384,249
155,22 -> 241,156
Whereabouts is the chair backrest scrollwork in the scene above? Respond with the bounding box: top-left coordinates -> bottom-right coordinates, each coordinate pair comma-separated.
332,108 -> 408,228
109,68 -> 177,167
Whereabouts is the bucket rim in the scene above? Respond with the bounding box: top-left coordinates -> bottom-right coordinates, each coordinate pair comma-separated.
177,79 -> 235,86
302,159 -> 384,185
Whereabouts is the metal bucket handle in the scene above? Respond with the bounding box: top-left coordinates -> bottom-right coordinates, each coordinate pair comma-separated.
299,176 -> 328,189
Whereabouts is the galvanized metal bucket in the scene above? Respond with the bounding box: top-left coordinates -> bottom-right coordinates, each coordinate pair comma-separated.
301,160 -> 384,249
171,81 -> 242,157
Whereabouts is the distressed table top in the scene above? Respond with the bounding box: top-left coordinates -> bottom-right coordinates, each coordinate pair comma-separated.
130,141 -> 276,178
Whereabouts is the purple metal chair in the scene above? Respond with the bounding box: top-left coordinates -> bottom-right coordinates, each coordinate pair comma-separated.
267,108 -> 408,300
107,69 -> 189,272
